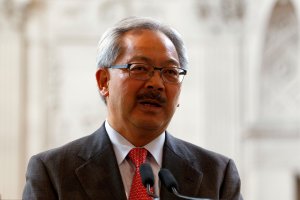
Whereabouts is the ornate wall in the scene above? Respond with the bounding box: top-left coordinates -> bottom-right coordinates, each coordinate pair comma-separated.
1,0 -> 300,199
242,0 -> 300,199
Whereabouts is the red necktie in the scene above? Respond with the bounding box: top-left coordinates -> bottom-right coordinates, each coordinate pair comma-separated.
128,148 -> 152,200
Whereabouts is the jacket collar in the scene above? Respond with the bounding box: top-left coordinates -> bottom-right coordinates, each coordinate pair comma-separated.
160,132 -> 203,199
75,124 -> 127,200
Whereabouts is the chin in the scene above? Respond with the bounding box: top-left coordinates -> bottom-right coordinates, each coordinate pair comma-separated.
134,119 -> 166,131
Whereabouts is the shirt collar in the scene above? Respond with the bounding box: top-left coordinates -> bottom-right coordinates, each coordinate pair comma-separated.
105,120 -> 165,166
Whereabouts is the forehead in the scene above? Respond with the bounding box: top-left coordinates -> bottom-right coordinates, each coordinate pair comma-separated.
121,29 -> 174,48
117,29 -> 179,64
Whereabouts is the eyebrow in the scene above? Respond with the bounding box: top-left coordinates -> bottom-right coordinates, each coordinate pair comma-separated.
128,56 -> 180,67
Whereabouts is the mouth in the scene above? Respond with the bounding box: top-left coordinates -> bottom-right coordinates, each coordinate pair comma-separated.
139,100 -> 163,107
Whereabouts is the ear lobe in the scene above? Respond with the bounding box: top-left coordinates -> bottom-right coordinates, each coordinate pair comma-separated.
96,68 -> 109,97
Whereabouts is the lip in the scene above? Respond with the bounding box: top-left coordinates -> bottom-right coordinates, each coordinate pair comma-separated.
139,99 -> 163,107
137,99 -> 165,112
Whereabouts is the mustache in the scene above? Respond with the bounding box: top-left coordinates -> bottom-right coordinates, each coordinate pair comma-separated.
136,90 -> 167,104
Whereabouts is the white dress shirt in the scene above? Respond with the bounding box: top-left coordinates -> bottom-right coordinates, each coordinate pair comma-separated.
105,120 -> 164,199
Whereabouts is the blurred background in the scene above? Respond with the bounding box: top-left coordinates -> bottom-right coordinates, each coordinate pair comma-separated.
1,0 -> 300,199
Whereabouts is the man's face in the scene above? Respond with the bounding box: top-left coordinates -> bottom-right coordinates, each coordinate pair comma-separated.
98,29 -> 182,142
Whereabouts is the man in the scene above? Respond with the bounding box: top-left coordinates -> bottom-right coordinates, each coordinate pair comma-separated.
23,17 -> 243,199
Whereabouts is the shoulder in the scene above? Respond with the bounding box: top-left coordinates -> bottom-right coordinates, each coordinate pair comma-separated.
165,133 -> 231,169
30,125 -> 108,166
164,133 -> 242,199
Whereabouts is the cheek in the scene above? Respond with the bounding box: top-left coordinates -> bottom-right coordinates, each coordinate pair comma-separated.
109,78 -> 141,105
108,72 -> 129,95
167,87 -> 181,106
120,84 -> 136,103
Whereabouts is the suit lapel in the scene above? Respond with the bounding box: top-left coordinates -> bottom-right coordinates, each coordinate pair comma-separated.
73,125 -> 203,200
160,133 -> 203,200
75,125 -> 127,200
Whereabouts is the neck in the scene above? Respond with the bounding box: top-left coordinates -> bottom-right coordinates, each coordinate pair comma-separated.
107,120 -> 165,147
123,127 -> 164,147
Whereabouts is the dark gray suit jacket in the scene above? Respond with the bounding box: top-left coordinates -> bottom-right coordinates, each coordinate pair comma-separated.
23,123 -> 242,200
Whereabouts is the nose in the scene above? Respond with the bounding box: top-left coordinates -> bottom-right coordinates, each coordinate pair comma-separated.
144,70 -> 164,91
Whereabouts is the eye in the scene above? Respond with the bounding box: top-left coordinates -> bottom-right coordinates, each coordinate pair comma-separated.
163,68 -> 179,76
130,64 -> 149,73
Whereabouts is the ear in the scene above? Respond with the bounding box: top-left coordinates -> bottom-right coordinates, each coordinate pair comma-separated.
96,68 -> 110,98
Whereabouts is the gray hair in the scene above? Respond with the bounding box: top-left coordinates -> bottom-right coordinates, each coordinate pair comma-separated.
96,16 -> 188,69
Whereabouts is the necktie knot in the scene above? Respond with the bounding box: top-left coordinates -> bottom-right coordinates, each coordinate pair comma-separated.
128,148 -> 148,168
